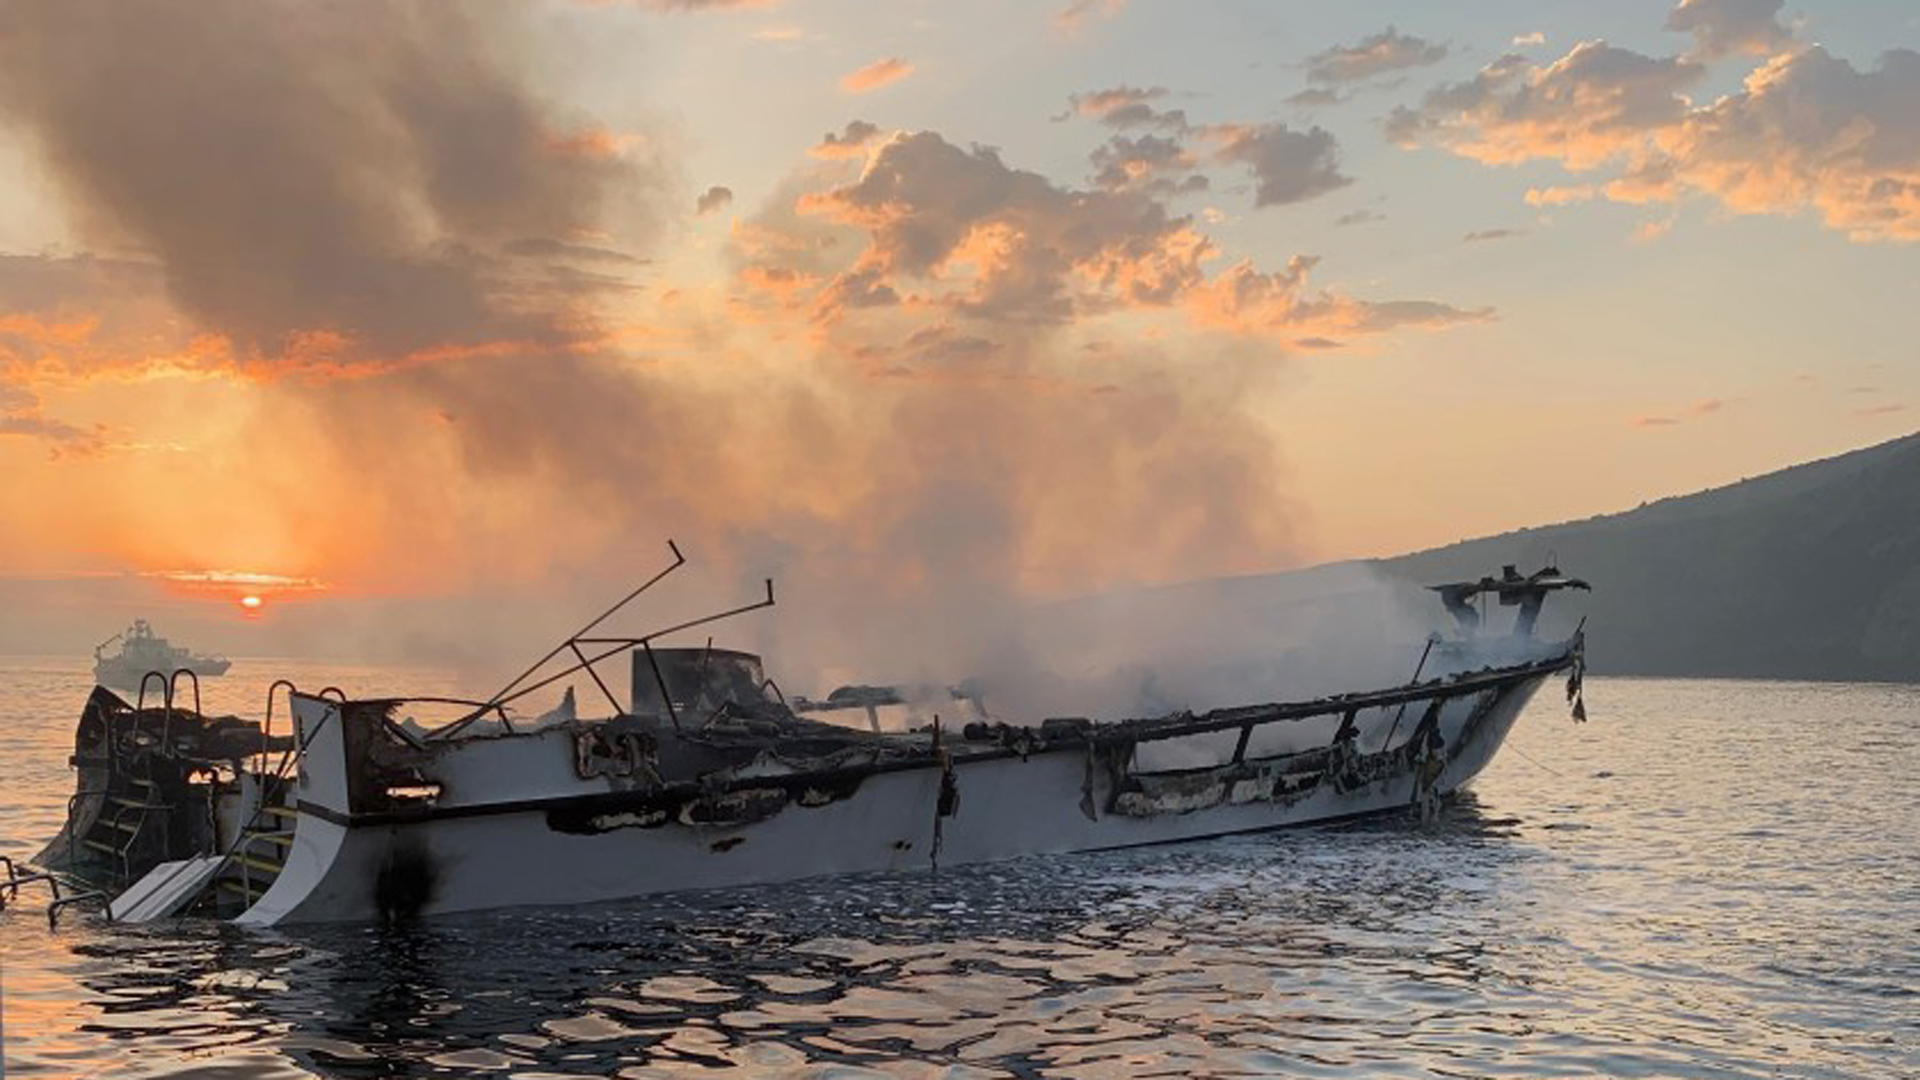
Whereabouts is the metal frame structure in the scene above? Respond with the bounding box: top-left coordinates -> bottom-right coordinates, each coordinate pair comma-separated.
432,540 -> 778,738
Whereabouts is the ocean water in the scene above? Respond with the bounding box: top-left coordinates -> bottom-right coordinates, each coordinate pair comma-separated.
0,656 -> 1915,1079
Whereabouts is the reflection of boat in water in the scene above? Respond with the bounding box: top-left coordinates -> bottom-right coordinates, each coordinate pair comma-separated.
45,804 -> 1517,1079
34,549 -> 1588,927
92,619 -> 231,689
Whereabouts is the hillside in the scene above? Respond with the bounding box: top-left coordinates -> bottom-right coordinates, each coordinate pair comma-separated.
1375,432 -> 1920,682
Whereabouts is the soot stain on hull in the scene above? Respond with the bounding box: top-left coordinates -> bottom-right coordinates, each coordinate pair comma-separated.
374,839 -> 438,922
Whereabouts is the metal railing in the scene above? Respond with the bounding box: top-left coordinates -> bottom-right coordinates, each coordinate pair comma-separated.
172,687 -> 343,919
431,540 -> 778,739
2,855 -> 107,929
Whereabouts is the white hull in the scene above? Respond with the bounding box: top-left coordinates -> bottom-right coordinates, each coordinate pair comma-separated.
93,657 -> 232,690
239,674 -> 1548,925
91,619 -> 231,690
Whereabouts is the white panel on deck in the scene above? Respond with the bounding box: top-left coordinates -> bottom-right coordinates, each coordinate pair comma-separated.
107,855 -> 224,922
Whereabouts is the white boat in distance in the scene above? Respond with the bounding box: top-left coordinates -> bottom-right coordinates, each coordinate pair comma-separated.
24,548 -> 1589,927
92,619 -> 231,690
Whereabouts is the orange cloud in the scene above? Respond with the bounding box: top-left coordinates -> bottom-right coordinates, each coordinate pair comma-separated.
0,382 -> 105,456
811,120 -> 883,159
1525,184 -> 1596,206
1302,27 -> 1447,85
546,128 -> 645,159
149,569 -> 332,605
1067,85 -> 1168,123
1388,43 -> 1701,169
736,131 -> 1489,345
1631,215 -> 1677,242
1666,0 -> 1791,60
737,264 -> 821,304
1054,0 -> 1124,37
791,131 -> 1213,322
1663,48 -> 1920,241
839,57 -> 913,94
1393,35 -> 1920,242
0,313 -> 98,347
1187,257 -> 1493,337
1630,397 -> 1732,428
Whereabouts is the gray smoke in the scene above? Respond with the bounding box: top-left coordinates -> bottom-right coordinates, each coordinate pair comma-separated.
0,3 -> 1351,722
0,0 -> 659,363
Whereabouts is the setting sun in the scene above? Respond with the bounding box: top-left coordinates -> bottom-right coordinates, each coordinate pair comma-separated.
239,595 -> 262,610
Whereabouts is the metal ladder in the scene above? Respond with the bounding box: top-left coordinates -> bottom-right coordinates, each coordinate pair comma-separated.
193,681 -> 338,916
75,670 -> 198,885
33,679 -> 336,926
215,794 -> 297,911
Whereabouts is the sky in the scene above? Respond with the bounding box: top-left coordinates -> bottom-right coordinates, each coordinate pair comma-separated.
0,0 -> 1915,664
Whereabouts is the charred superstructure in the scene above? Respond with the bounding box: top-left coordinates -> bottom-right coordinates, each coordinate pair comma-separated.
20,677 -> 296,923
1433,564 -> 1591,638
22,544 -> 1590,927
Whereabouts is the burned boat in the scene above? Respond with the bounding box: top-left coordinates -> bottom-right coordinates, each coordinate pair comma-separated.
93,619 -> 232,689
24,549 -> 1589,926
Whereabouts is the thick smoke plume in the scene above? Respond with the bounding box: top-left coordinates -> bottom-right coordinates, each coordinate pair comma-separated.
0,2 -> 1469,722
0,0 -> 658,366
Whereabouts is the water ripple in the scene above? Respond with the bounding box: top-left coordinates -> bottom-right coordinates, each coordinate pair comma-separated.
1,660 -> 1917,1078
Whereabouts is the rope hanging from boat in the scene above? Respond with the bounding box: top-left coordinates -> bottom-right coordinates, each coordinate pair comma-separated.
929,717 -> 959,873
1409,703 -> 1448,823
1078,742 -> 1100,822
1566,626 -> 1588,722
